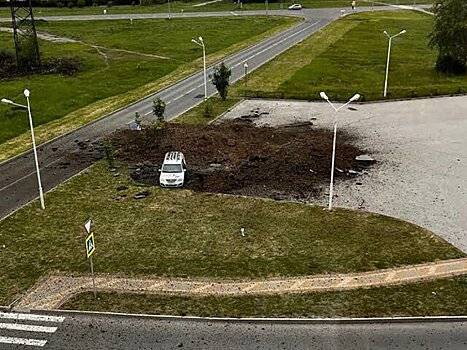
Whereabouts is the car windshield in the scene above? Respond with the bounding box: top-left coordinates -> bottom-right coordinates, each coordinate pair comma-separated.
162,164 -> 182,173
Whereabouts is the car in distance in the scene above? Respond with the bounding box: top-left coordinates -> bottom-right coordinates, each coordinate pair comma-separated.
288,3 -> 302,10
159,151 -> 187,188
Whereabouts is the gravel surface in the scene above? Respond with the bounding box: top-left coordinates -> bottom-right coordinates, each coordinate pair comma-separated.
221,96 -> 467,253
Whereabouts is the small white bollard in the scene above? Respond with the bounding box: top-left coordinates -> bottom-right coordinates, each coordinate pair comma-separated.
240,227 -> 245,237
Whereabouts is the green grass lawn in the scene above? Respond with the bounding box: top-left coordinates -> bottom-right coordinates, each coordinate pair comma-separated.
0,16 -> 296,161
232,11 -> 467,101
0,162 -> 463,305
63,276 -> 467,317
0,1 -> 432,17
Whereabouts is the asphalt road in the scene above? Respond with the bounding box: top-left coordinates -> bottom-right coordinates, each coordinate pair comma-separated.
1,311 -> 466,349
0,7 -> 366,219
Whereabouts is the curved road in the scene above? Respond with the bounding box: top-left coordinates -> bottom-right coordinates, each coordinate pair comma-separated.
0,7 -> 379,219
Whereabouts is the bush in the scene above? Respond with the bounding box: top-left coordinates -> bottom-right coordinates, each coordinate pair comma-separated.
42,57 -> 82,76
77,0 -> 86,7
435,55 -> 466,75
57,1 -> 64,7
67,1 -> 74,8
203,100 -> 213,118
152,98 -> 166,122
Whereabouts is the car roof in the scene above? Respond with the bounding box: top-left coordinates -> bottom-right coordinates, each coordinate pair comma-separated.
163,151 -> 184,164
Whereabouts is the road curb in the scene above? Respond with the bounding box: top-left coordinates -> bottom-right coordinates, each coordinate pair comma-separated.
34,309 -> 467,324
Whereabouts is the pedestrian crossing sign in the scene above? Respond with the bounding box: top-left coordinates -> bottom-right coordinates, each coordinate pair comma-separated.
85,233 -> 95,258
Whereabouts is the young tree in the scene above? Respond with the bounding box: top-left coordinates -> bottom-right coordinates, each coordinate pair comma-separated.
211,62 -> 232,100
152,98 -> 166,122
429,0 -> 467,74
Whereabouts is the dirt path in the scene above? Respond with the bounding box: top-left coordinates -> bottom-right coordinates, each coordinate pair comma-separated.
14,258 -> 467,311
0,27 -> 170,60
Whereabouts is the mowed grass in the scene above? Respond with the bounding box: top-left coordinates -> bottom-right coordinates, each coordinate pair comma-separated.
65,276 -> 467,317
233,11 -> 467,101
0,16 -> 296,150
0,1 -> 432,17
0,162 -> 463,305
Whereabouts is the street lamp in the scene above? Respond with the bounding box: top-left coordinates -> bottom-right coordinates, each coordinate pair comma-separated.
191,36 -> 207,101
1,89 -> 45,210
167,0 -> 171,20
319,91 -> 360,211
383,29 -> 406,97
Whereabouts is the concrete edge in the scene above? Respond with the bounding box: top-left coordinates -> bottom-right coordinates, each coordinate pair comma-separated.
33,309 -> 467,324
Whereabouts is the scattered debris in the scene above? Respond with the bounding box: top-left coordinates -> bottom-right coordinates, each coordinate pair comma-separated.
134,190 -> 150,200
113,121 -> 370,200
355,154 -> 376,165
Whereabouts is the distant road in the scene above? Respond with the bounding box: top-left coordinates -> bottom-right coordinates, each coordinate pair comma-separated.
0,7 -> 404,219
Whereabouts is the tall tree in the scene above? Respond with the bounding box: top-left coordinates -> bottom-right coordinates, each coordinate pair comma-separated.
429,0 -> 467,74
211,62 -> 232,100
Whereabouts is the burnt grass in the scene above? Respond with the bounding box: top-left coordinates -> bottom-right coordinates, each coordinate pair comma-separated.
112,121 -> 367,201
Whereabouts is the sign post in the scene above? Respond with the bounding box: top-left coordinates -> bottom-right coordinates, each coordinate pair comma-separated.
84,219 -> 97,299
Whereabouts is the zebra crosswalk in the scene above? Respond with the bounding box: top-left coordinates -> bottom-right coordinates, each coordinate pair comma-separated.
0,312 -> 65,347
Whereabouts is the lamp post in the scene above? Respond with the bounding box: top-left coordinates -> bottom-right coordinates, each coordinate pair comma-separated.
383,29 -> 406,97
167,0 -> 171,20
191,36 -> 207,101
319,92 -> 360,211
1,89 -> 45,210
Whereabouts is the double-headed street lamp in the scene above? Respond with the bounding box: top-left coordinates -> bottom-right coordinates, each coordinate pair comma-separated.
191,36 -> 207,101
1,89 -> 45,210
320,91 -> 360,211
383,29 -> 406,97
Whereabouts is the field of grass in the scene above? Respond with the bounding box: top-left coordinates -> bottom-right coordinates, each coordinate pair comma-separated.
0,161 -> 463,305
231,11 -> 467,101
0,16 -> 296,160
64,276 -> 467,317
0,1 -> 432,17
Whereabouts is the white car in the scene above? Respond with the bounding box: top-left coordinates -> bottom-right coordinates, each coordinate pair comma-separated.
288,3 -> 302,10
159,151 -> 186,188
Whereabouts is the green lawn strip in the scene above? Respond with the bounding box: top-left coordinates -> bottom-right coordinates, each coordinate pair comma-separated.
234,11 -> 467,101
176,97 -> 241,124
63,276 -> 467,317
0,162 -> 463,305
0,16 -> 298,162
0,1 -> 433,17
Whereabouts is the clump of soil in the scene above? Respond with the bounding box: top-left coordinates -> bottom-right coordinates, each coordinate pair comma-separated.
112,121 -> 367,200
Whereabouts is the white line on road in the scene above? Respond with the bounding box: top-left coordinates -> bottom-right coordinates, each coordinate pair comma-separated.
0,312 -> 65,323
0,322 -> 57,333
0,336 -> 47,347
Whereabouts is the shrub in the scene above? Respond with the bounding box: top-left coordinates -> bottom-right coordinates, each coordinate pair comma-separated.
67,1 -> 74,8
435,55 -> 466,75
203,100 -> 213,118
152,98 -> 166,122
77,0 -> 86,7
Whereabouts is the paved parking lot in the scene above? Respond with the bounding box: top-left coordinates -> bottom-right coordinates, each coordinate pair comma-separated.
221,96 -> 467,253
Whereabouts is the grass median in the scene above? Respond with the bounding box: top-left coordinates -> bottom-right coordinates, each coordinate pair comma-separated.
63,276 -> 467,317
0,161 -> 464,305
0,16 -> 298,162
232,11 -> 467,101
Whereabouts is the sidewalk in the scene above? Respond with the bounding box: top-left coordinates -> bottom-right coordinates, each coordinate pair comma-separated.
15,257 -> 467,311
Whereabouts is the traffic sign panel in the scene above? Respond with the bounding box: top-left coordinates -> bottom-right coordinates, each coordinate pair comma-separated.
85,233 -> 95,258
84,219 -> 92,234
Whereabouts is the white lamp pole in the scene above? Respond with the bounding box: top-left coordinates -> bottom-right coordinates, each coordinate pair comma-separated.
191,36 -> 207,101
383,29 -> 406,98
243,61 -> 249,86
1,89 -> 45,210
167,0 -> 171,19
319,92 -> 360,211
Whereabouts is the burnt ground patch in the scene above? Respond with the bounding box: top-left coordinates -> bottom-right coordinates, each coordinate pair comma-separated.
111,121 -> 369,201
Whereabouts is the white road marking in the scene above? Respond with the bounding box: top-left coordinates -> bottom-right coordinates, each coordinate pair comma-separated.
0,336 -> 47,347
0,322 -> 57,333
0,312 -> 65,323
